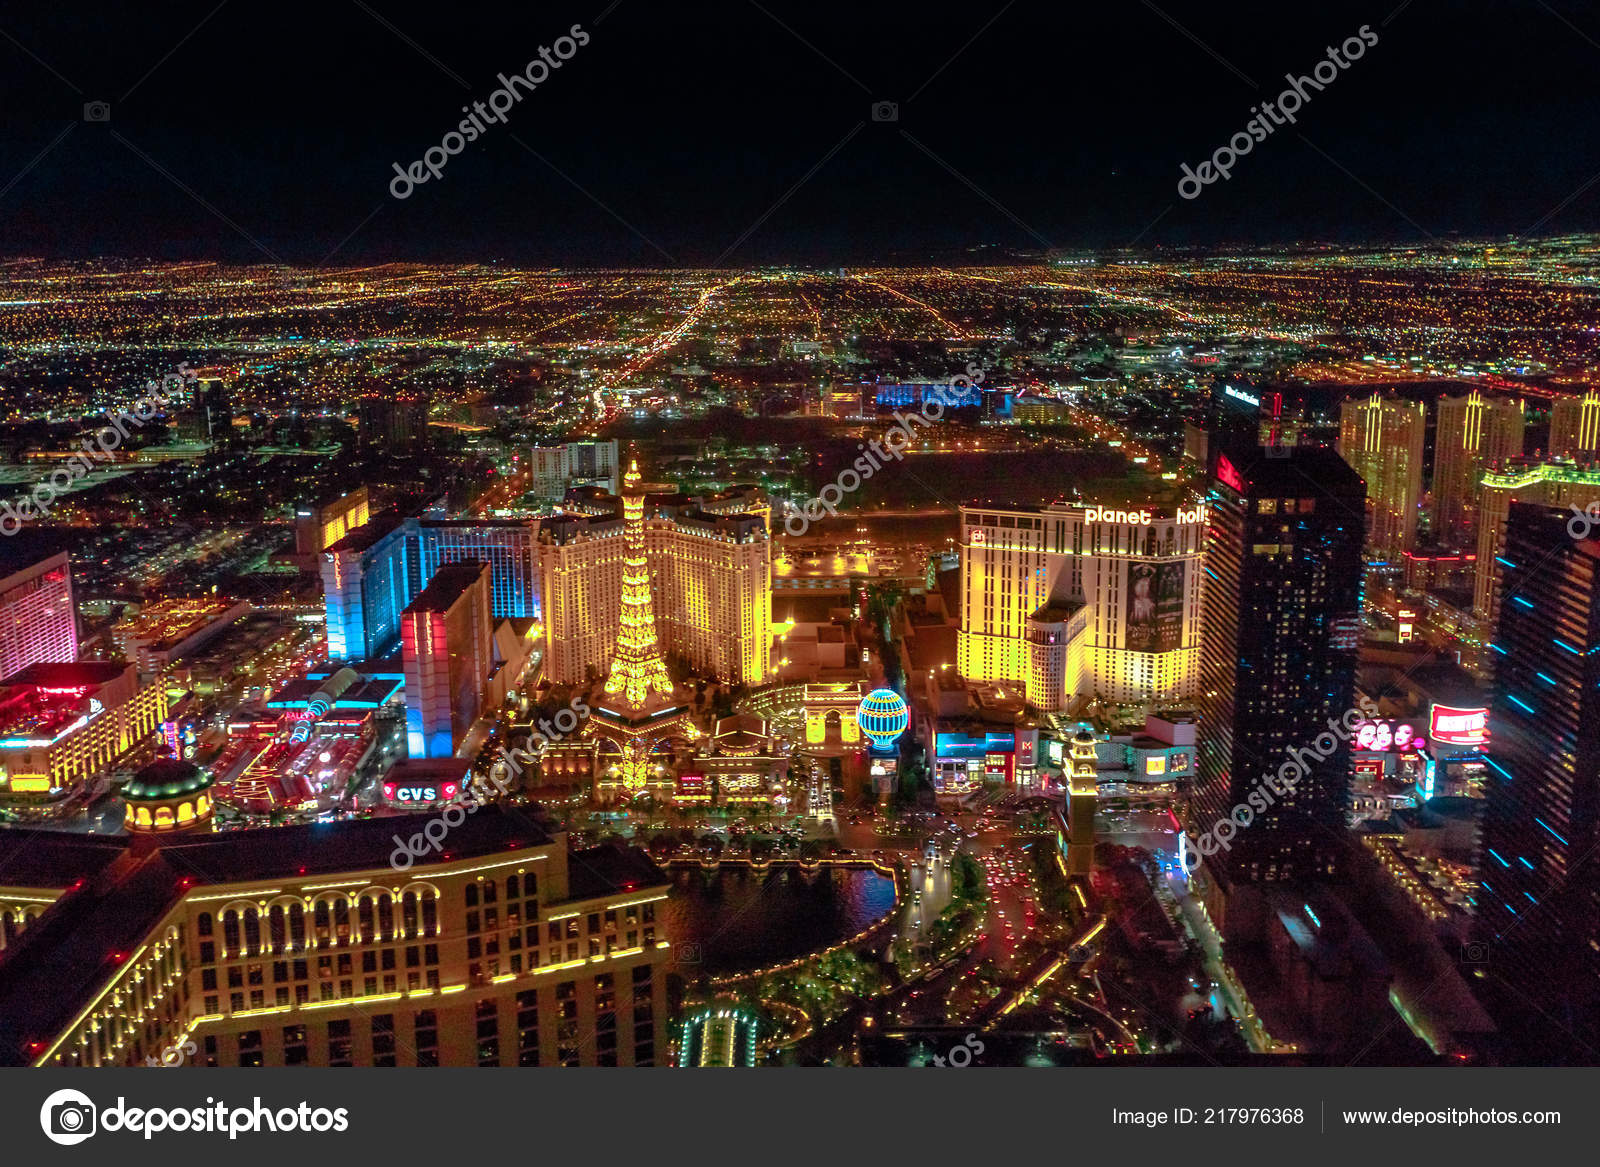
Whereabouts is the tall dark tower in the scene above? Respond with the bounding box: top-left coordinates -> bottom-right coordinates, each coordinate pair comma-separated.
1189,443 -> 1367,934
1476,502 -> 1600,1047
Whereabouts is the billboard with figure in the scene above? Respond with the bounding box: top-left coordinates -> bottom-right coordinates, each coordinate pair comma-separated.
1125,560 -> 1186,654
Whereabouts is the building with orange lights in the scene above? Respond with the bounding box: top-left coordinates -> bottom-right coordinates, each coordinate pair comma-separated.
1338,392 -> 1426,561
955,501 -> 1206,710
0,661 -> 167,808
538,484 -> 771,688
0,814 -> 671,1067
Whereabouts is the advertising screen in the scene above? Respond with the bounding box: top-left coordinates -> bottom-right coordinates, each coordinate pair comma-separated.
1125,560 -> 1186,654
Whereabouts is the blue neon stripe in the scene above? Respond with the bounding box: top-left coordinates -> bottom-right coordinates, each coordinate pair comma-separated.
1554,639 -> 1581,655
1488,848 -> 1509,867
1537,672 -> 1557,685
1525,892 -> 1538,905
1508,695 -> 1535,714
1518,857 -> 1534,870
1496,557 -> 1516,568
1513,596 -> 1534,610
1536,818 -> 1570,846
1490,642 -> 1508,655
1483,755 -> 1513,781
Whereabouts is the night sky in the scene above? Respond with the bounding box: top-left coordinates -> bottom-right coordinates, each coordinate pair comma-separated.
2,0 -> 1598,265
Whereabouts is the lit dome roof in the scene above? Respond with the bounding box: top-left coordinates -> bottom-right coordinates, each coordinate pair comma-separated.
123,757 -> 210,802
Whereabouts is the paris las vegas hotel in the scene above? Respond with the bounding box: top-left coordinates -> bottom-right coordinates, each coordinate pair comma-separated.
957,500 -> 1209,710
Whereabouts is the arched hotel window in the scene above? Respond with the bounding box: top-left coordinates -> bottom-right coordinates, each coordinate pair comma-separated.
401,892 -> 419,935
197,912 -> 213,937
289,903 -> 305,947
422,892 -> 438,935
377,894 -> 394,941
242,909 -> 260,954
465,884 -> 479,908
222,910 -> 241,951
358,897 -> 375,941
268,905 -> 287,949
506,875 -> 520,900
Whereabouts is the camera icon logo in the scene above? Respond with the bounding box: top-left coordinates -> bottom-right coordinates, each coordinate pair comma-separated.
1460,941 -> 1489,965
83,101 -> 111,123
871,100 -> 898,123
676,942 -> 703,964
40,1088 -> 97,1146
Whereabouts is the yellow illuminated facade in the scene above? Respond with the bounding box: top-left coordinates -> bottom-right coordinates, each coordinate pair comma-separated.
956,504 -> 1205,709
0,663 -> 168,799
1550,388 -> 1600,463
539,483 -> 771,688
1433,391 -> 1524,546
1338,392 -> 1426,559
9,833 -> 671,1068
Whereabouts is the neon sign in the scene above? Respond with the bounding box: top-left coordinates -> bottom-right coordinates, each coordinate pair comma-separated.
1430,705 -> 1489,747
1353,720 -> 1424,753
1224,385 -> 1261,407
382,782 -> 458,804
1216,454 -> 1246,493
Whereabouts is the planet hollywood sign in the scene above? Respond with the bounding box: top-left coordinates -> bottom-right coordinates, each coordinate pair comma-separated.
1083,504 -> 1207,526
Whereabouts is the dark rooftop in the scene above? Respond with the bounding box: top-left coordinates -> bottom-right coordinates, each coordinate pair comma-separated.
405,560 -> 489,613
0,660 -> 129,688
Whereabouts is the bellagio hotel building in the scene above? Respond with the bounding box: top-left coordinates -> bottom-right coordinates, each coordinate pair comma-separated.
957,501 -> 1207,710
0,809 -> 671,1067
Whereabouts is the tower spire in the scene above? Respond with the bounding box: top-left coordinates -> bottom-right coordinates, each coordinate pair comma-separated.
604,456 -> 675,709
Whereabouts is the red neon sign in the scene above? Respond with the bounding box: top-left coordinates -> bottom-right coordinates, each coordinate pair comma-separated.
1430,705 -> 1489,747
1216,454 -> 1245,493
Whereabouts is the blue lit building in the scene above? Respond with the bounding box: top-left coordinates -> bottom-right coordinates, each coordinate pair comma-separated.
320,515 -> 417,662
1476,502 -> 1600,1037
322,515 -> 541,663
415,519 -> 541,619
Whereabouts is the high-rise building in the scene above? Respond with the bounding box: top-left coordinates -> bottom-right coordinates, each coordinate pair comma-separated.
1472,460 -> 1600,622
322,516 -> 542,662
1476,502 -> 1600,1040
1189,444 -> 1366,922
358,395 -> 431,453
1549,387 -> 1600,463
538,484 -> 771,688
527,440 -> 621,499
401,561 -> 494,759
321,515 -> 419,662
415,519 -> 541,619
956,501 -> 1207,710
0,549 -> 77,679
0,814 -> 672,1066
200,377 -> 233,445
1338,392 -> 1426,561
1433,391 -> 1524,546
294,487 -> 371,557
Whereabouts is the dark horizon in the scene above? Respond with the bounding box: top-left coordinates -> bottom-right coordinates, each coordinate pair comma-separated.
2,0 -> 1599,266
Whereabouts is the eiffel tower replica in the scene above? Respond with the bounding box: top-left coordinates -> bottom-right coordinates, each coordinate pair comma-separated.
591,458 -> 688,795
